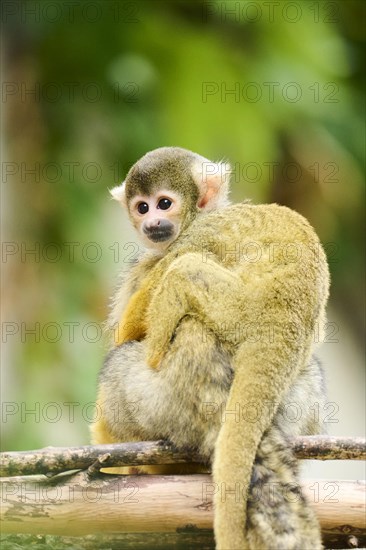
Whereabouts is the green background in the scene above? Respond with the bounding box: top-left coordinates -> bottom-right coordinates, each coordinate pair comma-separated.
1,0 -> 365,451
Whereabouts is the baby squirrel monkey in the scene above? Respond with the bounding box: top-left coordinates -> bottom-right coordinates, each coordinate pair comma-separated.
91,147 -> 329,550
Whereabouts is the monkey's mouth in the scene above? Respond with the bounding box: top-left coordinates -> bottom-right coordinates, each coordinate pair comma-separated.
147,230 -> 174,243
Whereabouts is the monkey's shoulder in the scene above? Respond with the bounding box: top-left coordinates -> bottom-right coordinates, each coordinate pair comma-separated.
212,201 -> 309,223
112,250 -> 160,304
123,249 -> 161,277
193,202 -> 319,241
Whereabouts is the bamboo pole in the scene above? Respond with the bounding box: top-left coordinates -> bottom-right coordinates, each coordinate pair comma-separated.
1,473 -> 365,548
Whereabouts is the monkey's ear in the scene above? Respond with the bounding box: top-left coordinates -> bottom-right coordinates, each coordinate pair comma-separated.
193,160 -> 231,211
110,181 -> 127,207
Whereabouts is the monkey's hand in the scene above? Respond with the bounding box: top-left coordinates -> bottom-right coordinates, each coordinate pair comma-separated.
114,287 -> 149,346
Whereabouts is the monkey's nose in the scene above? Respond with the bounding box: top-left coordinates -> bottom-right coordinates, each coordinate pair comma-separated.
146,219 -> 161,229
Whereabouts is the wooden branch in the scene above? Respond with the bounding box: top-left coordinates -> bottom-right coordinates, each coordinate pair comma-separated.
1,436 -> 365,477
291,436 -> 366,460
0,440 -> 199,477
1,473 -> 365,549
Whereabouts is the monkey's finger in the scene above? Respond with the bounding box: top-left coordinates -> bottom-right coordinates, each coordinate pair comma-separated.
146,348 -> 164,370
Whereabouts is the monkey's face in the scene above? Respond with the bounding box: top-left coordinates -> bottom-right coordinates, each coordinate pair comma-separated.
110,147 -> 232,252
129,189 -> 183,251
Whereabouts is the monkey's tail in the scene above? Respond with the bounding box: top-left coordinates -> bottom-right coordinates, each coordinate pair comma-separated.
246,424 -> 323,550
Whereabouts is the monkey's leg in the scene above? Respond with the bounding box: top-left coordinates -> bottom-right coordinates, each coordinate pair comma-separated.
91,359 -> 156,475
145,253 -> 246,368
91,317 -> 233,472
91,345 -> 152,446
93,320 -> 232,449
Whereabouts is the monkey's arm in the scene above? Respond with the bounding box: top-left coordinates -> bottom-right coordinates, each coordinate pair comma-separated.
114,246 -> 221,348
111,253 -> 161,346
145,253 -> 246,368
114,287 -> 150,344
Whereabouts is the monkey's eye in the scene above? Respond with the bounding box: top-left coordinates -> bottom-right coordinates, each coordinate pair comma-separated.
137,202 -> 149,214
157,198 -> 172,210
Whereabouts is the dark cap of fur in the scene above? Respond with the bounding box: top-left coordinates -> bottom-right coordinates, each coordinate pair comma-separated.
124,147 -> 204,207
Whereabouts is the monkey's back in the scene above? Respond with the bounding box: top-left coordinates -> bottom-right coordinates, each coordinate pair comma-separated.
178,202 -> 328,297
187,202 -> 324,267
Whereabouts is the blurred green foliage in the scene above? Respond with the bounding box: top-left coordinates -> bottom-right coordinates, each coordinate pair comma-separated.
2,0 -> 365,451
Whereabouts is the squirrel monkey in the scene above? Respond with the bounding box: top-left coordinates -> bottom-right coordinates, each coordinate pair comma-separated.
91,147 -> 329,550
